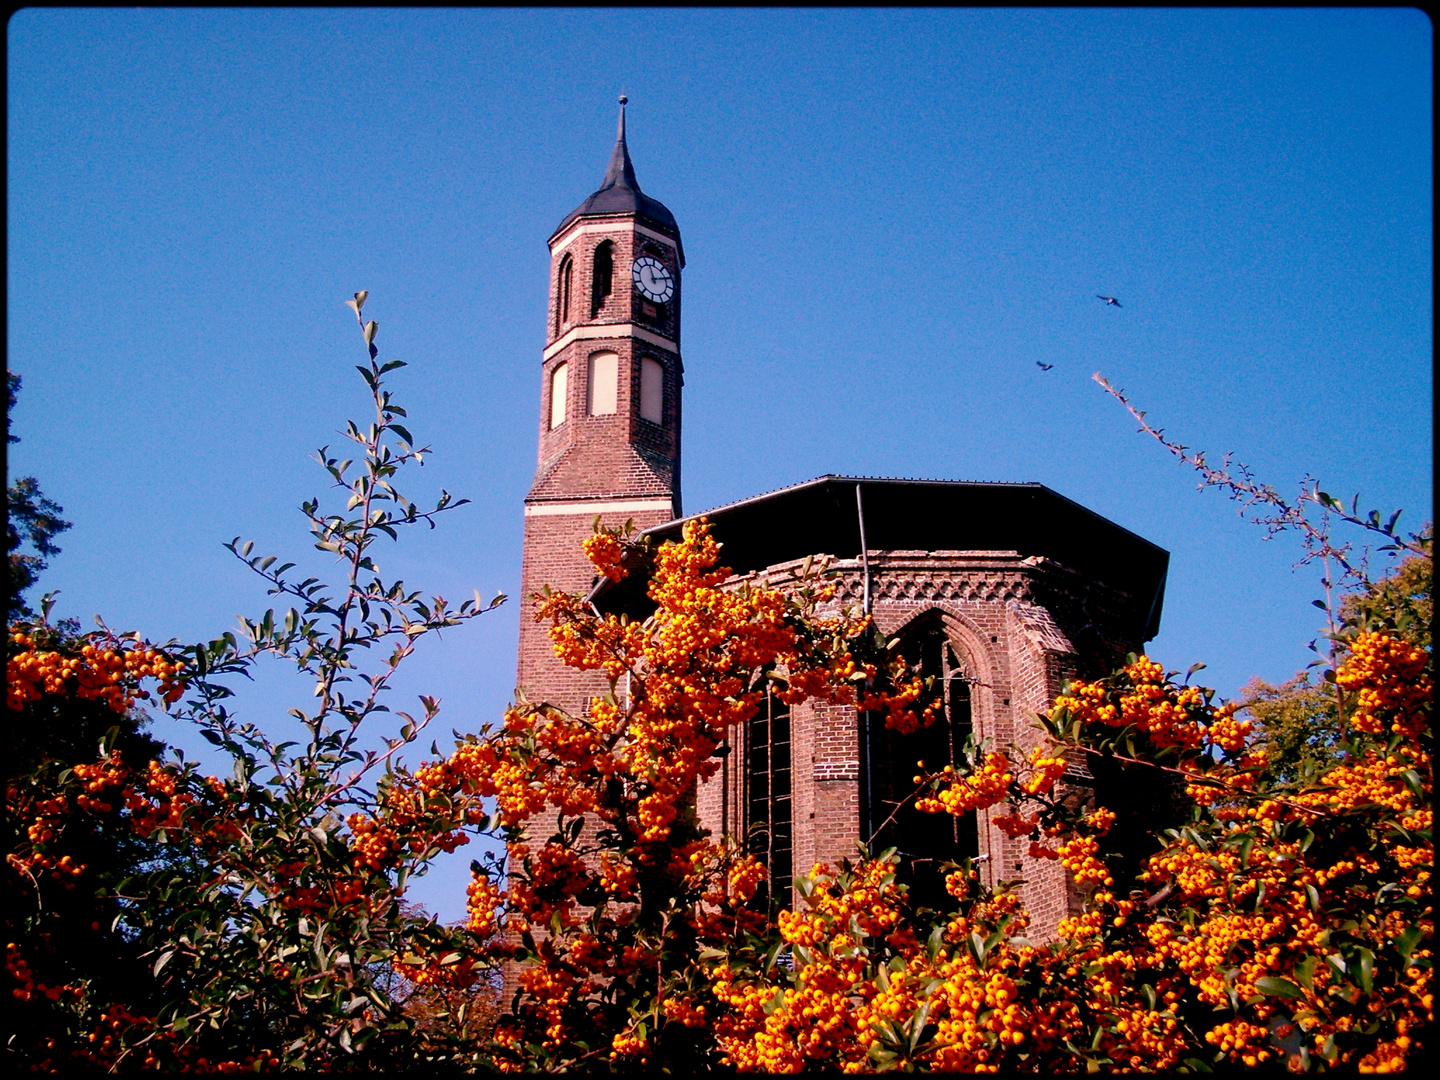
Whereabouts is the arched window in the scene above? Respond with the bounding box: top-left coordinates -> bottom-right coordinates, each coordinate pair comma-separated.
556,254 -> 573,333
549,362 -> 568,430
591,240 -> 613,316
863,612 -> 977,908
746,688 -> 792,905
587,351 -> 618,416
640,357 -> 664,424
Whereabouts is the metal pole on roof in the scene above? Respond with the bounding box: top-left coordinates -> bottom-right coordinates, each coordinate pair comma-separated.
856,483 -> 875,846
856,484 -> 872,615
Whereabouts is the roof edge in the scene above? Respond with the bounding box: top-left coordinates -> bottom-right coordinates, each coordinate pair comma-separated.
640,475 -> 1049,539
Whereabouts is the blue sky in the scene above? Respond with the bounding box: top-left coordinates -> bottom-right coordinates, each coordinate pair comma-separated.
8,8 -> 1432,919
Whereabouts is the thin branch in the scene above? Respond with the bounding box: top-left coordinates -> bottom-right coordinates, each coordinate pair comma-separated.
1092,373 -> 1428,582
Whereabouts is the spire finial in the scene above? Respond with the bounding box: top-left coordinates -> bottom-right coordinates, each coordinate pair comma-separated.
600,93 -> 638,192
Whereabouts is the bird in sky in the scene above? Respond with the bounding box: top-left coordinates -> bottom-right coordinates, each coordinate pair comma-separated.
1036,361 -> 1054,371
1097,295 -> 1122,307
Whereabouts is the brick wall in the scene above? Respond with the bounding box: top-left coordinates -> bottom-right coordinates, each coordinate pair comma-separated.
694,550 -> 1147,941
519,212 -> 685,706
506,211 -> 684,995
511,204 -> 1156,972
546,223 -> 681,345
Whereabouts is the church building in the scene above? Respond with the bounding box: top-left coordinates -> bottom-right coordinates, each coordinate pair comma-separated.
516,100 -> 1170,938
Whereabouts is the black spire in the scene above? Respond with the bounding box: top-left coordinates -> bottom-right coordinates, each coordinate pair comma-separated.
599,94 -> 639,193
552,95 -> 683,263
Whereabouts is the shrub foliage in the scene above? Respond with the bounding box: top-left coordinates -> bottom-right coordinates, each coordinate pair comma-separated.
5,302 -> 1431,1072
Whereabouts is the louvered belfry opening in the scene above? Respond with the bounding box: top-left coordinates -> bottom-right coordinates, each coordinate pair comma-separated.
556,254 -> 573,333
745,689 -> 793,905
867,612 -> 978,909
591,240 -> 614,316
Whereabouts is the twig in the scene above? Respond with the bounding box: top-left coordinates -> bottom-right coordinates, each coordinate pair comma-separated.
1092,373 -> 1427,572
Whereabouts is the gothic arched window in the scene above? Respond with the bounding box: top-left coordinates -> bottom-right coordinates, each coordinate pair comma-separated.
863,612 -> 977,908
556,254 -> 573,332
591,241 -> 614,316
745,689 -> 792,905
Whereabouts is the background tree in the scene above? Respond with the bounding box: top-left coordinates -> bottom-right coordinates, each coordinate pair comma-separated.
1341,542 -> 1431,650
1242,670 -> 1340,787
5,376 -> 163,1068
1244,539 -> 1431,786
6,328 -> 1428,1072
6,297 -> 508,1070
6,372 -> 73,623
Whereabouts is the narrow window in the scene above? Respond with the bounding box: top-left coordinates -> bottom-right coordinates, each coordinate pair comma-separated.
549,362 -> 568,429
864,614 -> 977,908
746,690 -> 793,904
587,351 -> 618,416
640,357 -> 664,424
591,241 -> 613,316
556,255 -> 573,332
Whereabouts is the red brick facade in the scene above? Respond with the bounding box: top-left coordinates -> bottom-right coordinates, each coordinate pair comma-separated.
514,113 -> 1159,950
691,552 -> 1138,940
516,211 -> 683,718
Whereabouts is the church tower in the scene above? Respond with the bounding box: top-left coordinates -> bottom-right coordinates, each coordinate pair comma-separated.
517,97 -> 684,711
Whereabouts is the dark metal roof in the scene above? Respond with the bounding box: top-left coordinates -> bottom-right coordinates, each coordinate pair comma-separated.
552,99 -> 684,264
592,475 -> 1169,641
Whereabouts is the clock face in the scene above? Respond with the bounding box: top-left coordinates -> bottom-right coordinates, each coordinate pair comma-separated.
631,256 -> 675,304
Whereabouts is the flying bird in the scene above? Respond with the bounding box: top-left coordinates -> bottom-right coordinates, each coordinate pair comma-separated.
1097,295 -> 1122,307
1036,362 -> 1054,371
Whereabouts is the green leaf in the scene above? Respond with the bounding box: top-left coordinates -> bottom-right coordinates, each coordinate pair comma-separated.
1294,955 -> 1318,991
1396,926 -> 1424,963
909,1001 -> 932,1051
1255,976 -> 1304,999
967,933 -> 990,967
1355,947 -> 1374,993
1401,770 -> 1424,798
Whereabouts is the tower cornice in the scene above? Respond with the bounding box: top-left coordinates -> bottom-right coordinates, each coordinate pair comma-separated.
549,217 -> 683,265
542,323 -> 678,362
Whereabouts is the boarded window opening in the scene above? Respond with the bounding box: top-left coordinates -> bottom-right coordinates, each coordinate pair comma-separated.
640,358 -> 664,424
587,351 -> 618,416
549,362 -> 568,430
